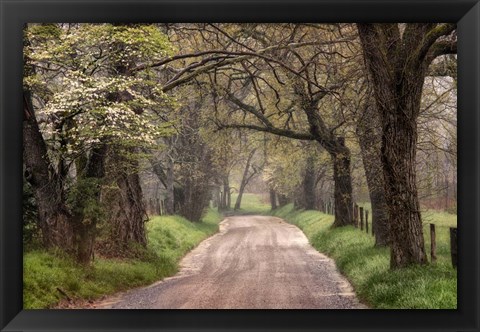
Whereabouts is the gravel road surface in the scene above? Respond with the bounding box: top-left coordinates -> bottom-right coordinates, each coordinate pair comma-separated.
95,215 -> 366,309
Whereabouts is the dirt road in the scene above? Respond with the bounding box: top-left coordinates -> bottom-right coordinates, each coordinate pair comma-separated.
96,216 -> 366,309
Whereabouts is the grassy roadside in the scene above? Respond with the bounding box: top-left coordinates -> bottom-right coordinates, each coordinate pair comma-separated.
229,193 -> 271,215
23,208 -> 222,309
272,204 -> 457,309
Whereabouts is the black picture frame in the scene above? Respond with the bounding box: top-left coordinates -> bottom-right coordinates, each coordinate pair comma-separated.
1,0 -> 479,331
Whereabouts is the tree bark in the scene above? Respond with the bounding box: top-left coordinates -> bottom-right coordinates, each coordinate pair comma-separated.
234,149 -> 256,211
222,176 -> 230,210
23,91 -> 75,251
331,139 -> 354,227
294,155 -> 317,210
357,103 -> 390,246
300,96 -> 354,227
269,188 -> 277,210
357,23 -> 437,267
382,108 -> 427,267
227,184 -> 231,209
178,176 -> 211,222
74,144 -> 108,264
302,156 -> 316,210
25,84 -> 107,264
213,186 -> 220,208
277,194 -> 289,207
102,148 -> 147,253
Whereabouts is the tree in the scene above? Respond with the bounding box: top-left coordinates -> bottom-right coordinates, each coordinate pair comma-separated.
207,128 -> 238,211
23,87 -> 75,251
357,23 -> 456,267
209,24 -> 357,226
234,148 -> 259,210
297,155 -> 316,210
356,99 -> 390,246
24,23 -> 174,261
174,99 -> 217,222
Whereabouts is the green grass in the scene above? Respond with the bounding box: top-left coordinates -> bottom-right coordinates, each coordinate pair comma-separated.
23,208 -> 222,309
147,208 -> 221,263
229,192 -> 272,214
421,210 -> 457,266
356,203 -> 457,265
24,194 -> 457,309
272,204 -> 457,309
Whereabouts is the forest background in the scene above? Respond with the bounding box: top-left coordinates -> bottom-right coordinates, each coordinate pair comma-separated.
22,23 -> 457,309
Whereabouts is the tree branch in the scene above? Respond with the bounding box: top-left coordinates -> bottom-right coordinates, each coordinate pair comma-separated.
215,121 -> 315,141
426,40 -> 457,65
417,23 -> 456,61
225,92 -> 273,128
138,40 -> 353,92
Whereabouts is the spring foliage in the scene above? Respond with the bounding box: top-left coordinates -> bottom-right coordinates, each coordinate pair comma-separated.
25,24 -> 176,161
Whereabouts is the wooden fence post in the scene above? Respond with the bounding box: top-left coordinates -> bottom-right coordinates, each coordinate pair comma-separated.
450,227 -> 457,268
352,203 -> 356,226
365,210 -> 370,235
359,206 -> 364,231
430,224 -> 437,263
365,210 -> 369,234
354,204 -> 359,228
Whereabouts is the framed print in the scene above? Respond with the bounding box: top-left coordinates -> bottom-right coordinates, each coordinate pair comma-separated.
1,0 -> 479,331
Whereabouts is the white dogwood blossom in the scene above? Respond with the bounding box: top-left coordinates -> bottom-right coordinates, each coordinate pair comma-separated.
25,24 -> 177,161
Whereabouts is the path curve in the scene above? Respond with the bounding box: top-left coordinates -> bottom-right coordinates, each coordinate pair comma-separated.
96,215 -> 367,309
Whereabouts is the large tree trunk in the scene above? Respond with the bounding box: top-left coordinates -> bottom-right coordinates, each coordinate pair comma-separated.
234,149 -> 256,211
94,39 -> 148,256
331,139 -> 354,227
23,91 -> 75,251
369,188 -> 390,247
357,23 -> 431,267
23,39 -> 75,251
227,185 -> 231,209
382,109 -> 427,267
300,96 -> 355,227
74,144 -> 108,264
269,188 -> 277,210
357,103 -> 390,246
277,194 -> 289,207
102,149 -> 147,253
302,156 -> 316,210
25,85 -> 107,264
294,155 -> 317,210
178,176 -> 211,222
221,176 -> 230,210
213,186 -> 220,208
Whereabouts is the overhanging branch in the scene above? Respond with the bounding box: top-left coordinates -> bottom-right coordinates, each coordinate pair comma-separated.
215,121 -> 315,141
